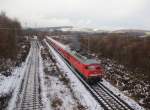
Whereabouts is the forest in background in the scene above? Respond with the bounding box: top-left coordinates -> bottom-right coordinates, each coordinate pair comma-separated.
0,12 -> 22,58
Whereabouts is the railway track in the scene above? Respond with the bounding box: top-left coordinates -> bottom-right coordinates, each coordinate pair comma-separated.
45,39 -> 134,110
16,40 -> 43,110
91,82 -> 133,110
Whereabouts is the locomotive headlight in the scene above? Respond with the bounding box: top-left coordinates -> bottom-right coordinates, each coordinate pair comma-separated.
87,66 -> 96,70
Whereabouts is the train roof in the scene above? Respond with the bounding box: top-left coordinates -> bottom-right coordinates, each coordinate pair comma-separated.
84,59 -> 99,64
48,36 -> 99,65
70,51 -> 99,65
47,36 -> 67,49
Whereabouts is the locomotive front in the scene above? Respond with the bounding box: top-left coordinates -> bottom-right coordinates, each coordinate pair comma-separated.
83,59 -> 103,82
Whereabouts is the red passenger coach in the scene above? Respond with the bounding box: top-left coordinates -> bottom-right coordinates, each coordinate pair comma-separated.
47,37 -> 104,83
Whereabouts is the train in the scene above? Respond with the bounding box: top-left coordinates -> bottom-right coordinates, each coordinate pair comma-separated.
47,37 -> 104,83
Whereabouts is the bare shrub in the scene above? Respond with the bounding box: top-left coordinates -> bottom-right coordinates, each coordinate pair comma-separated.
51,96 -> 63,108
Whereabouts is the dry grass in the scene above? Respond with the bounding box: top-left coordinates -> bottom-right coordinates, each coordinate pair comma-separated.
51,96 -> 63,108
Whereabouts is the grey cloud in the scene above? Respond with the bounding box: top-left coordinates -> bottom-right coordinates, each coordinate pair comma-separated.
0,0 -> 149,30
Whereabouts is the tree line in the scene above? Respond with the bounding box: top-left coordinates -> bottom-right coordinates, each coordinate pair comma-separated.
0,12 -> 22,58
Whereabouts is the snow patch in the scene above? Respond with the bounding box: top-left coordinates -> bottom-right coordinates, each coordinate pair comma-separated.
39,45 -> 52,110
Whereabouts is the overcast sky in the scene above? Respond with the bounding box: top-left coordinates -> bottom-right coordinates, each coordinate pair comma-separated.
0,0 -> 150,30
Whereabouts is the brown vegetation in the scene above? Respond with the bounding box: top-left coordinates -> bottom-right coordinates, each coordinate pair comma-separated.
51,96 -> 63,108
0,12 -> 22,58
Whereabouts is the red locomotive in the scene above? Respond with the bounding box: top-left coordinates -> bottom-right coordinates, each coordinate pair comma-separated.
47,37 -> 104,83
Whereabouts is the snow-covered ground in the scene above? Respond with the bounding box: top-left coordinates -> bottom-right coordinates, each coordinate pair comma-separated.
0,39 -> 30,109
43,40 -> 103,110
6,44 -> 32,110
42,57 -> 82,110
39,46 -> 52,110
0,68 -> 20,97
0,44 -> 31,109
